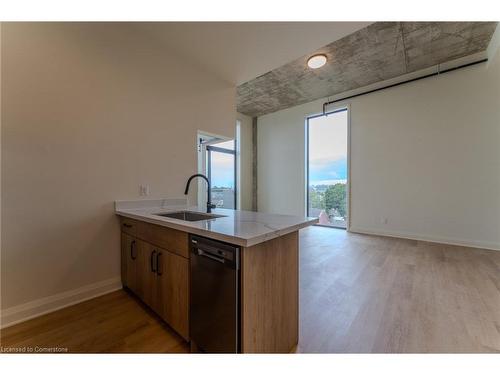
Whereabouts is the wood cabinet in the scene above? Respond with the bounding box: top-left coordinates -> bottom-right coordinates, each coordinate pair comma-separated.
121,217 -> 138,237
156,249 -> 189,339
120,218 -> 189,341
120,216 -> 300,352
137,221 -> 189,258
139,240 -> 157,310
121,232 -> 141,298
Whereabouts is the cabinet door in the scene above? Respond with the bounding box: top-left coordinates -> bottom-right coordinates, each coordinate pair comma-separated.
120,232 -> 128,286
156,250 -> 189,340
139,241 -> 159,311
122,233 -> 140,296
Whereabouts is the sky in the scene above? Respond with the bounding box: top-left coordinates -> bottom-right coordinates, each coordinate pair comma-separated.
308,110 -> 348,185
209,140 -> 235,188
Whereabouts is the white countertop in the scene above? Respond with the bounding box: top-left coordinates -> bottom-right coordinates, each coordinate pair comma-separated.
115,198 -> 318,247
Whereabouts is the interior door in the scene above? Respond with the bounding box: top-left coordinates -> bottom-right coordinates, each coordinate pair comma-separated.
156,250 -> 189,340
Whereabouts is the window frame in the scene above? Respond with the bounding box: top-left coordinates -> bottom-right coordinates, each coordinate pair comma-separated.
305,106 -> 350,230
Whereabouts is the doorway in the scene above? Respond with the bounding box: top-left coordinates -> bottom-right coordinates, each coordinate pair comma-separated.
197,132 -> 237,209
206,140 -> 236,209
306,108 -> 349,229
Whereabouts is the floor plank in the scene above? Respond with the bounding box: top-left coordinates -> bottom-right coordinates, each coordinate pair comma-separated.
2,226 -> 499,353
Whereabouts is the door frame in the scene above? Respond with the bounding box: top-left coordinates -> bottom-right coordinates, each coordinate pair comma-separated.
305,104 -> 351,230
206,142 -> 237,210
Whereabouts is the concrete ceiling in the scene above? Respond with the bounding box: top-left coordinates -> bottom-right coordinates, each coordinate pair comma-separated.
237,22 -> 498,117
134,22 -> 371,85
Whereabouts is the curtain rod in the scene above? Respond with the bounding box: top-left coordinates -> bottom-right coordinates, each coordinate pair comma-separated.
322,58 -> 488,114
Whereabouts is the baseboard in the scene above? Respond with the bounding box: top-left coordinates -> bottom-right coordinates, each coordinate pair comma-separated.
0,277 -> 122,329
349,226 -> 500,252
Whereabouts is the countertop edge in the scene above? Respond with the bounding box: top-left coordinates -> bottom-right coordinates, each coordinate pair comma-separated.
116,210 -> 318,247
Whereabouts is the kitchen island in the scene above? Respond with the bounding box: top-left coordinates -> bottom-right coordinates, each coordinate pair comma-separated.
115,198 -> 317,353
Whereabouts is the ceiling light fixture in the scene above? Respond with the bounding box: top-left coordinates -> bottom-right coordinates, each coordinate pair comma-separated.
307,54 -> 327,69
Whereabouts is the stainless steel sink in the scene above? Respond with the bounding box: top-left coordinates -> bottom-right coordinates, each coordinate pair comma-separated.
155,211 -> 226,222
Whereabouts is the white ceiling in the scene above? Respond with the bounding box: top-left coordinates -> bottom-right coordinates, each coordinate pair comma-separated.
134,22 -> 371,85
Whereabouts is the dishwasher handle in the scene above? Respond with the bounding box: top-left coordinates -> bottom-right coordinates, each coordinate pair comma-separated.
197,248 -> 225,264
190,235 -> 240,270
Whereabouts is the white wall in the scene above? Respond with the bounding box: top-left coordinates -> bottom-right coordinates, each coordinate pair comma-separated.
237,112 -> 253,211
258,49 -> 500,250
1,23 -> 235,323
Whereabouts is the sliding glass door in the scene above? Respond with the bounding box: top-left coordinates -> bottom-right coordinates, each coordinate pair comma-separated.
307,108 -> 348,228
206,140 -> 236,209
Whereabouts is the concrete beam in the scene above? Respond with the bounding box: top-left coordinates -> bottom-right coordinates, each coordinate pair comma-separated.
237,22 -> 498,117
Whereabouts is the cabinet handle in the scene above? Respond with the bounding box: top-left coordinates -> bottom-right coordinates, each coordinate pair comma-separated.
156,252 -> 163,276
123,223 -> 133,228
130,240 -> 137,260
150,250 -> 157,273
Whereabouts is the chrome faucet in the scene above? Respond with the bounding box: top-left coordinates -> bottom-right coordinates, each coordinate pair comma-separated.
184,174 -> 216,213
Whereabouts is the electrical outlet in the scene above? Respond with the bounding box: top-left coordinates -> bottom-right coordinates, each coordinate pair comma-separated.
139,184 -> 150,196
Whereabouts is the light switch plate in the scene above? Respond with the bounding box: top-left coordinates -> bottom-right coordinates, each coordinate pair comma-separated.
139,184 -> 150,196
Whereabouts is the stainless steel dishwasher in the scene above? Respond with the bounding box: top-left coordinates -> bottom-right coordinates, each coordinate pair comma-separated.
190,235 -> 240,353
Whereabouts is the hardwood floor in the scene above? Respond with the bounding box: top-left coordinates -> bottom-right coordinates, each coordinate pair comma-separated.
0,290 -> 189,353
1,226 -> 499,353
298,227 -> 500,353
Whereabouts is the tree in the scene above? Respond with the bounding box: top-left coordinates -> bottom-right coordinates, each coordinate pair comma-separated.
309,189 -> 325,210
324,183 -> 346,218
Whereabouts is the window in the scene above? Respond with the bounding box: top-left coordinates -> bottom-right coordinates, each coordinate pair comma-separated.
307,108 -> 348,228
206,140 -> 236,209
